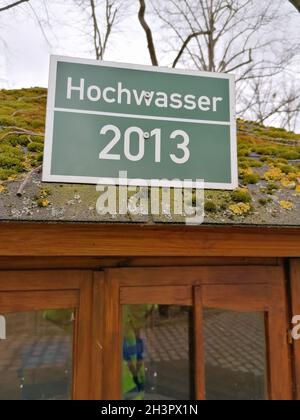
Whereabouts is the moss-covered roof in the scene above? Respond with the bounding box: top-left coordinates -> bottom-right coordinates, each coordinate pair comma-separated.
0,88 -> 299,226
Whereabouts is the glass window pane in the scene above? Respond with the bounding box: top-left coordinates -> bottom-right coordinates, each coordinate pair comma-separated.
0,309 -> 74,400
204,309 -> 268,400
122,305 -> 192,400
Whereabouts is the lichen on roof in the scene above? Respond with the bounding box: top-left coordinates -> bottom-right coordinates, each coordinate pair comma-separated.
0,88 -> 299,225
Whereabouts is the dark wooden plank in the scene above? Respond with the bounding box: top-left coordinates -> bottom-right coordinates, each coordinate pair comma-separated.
101,270 -> 121,400
290,259 -> 300,400
0,256 -> 280,270
0,290 -> 78,313
117,257 -> 280,267
193,287 -> 205,400
115,266 -> 275,287
91,272 -> 105,400
73,272 -> 94,400
202,284 -> 270,312
120,286 -> 192,305
267,266 -> 293,400
0,270 -> 83,290
0,223 -> 299,257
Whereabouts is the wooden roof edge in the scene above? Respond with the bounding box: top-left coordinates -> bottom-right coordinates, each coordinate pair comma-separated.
0,221 -> 299,258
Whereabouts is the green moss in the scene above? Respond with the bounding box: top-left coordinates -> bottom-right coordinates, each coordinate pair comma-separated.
231,188 -> 252,203
6,136 -> 19,147
31,120 -> 45,129
0,144 -> 23,170
279,164 -> 296,175
239,157 -> 263,168
252,125 -> 300,140
261,157 -> 290,166
0,154 -> 21,169
242,173 -> 260,184
0,168 -> 15,180
268,182 -> 279,189
262,182 -> 280,195
27,142 -> 44,152
220,202 -> 227,211
35,152 -> 43,163
276,158 -> 289,165
254,146 -> 280,156
258,198 -> 268,206
0,116 -> 15,126
204,200 -> 217,213
17,135 -> 31,147
6,134 -> 30,147
248,160 -> 263,168
278,150 -> 300,160
239,161 -> 250,170
238,148 -> 251,157
33,136 -> 44,143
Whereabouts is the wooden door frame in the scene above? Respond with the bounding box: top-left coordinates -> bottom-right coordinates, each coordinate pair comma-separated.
0,270 -> 94,400
99,265 -> 292,400
290,259 -> 300,400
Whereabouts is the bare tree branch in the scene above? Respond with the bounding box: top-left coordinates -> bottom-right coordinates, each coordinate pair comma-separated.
226,49 -> 252,73
172,30 -> 211,68
85,0 -> 120,60
138,0 -> 159,66
0,0 -> 30,13
102,1 -> 118,56
90,0 -> 103,59
149,0 -> 300,128
28,2 -> 51,48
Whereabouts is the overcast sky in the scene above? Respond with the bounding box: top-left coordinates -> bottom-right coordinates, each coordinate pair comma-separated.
0,0 -> 151,89
0,0 -> 299,90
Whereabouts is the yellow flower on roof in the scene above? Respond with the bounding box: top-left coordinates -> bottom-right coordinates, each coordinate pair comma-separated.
239,167 -> 253,177
0,185 -> 6,194
37,198 -> 50,208
295,185 -> 300,194
279,201 -> 294,210
229,203 -> 251,215
288,172 -> 300,181
281,178 -> 296,189
263,167 -> 284,181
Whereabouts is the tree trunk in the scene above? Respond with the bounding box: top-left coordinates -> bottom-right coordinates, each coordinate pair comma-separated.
289,0 -> 300,12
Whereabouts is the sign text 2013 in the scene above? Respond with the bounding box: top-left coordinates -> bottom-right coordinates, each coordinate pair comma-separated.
99,125 -> 190,164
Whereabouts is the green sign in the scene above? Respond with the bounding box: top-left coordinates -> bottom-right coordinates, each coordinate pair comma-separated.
43,56 -> 237,189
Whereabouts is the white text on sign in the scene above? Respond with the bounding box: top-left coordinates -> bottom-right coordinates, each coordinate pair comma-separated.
99,125 -> 190,164
67,78 -> 224,113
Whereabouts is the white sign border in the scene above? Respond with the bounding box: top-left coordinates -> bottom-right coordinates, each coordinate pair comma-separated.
42,55 -> 238,190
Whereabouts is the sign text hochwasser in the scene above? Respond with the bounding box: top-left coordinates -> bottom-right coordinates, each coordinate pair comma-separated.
66,78 -> 224,113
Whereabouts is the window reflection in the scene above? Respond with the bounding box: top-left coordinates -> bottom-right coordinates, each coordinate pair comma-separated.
0,309 -> 74,400
204,309 -> 268,400
122,305 -> 192,400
